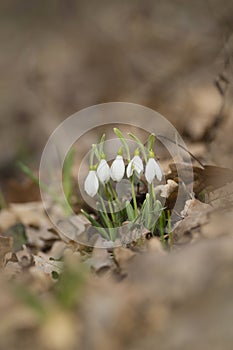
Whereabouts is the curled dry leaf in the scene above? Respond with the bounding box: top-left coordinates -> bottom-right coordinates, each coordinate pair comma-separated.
56,214 -> 88,243
155,179 -> 178,198
16,246 -> 34,268
85,237 -> 112,272
167,162 -> 233,196
26,226 -> 59,250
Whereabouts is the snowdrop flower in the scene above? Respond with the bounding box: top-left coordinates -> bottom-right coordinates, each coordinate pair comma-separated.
110,152 -> 125,182
97,158 -> 110,184
145,150 -> 163,184
84,169 -> 99,197
126,149 -> 144,178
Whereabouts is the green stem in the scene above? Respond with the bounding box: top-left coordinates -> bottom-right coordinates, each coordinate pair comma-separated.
80,209 -> 110,240
107,182 -> 122,210
98,194 -> 113,228
99,134 -> 105,155
167,210 -> 172,250
130,175 -> 138,217
150,182 -> 156,202
104,184 -> 116,230
92,144 -> 101,163
113,128 -> 131,162
128,132 -> 148,162
159,211 -> 166,247
147,133 -> 155,151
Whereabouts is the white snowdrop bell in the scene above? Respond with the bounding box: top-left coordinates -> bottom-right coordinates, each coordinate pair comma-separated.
97,159 -> 110,184
126,155 -> 144,178
145,158 -> 163,184
84,170 -> 99,197
110,155 -> 125,182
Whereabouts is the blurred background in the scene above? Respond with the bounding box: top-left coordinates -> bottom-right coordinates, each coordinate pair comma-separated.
1,0 -> 233,184
1,4 -> 233,349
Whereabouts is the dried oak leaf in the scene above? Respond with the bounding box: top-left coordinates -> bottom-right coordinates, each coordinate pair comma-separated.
166,162 -> 233,198
172,199 -> 212,245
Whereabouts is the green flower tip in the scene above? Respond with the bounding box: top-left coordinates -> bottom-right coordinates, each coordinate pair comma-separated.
100,133 -> 106,143
117,147 -> 123,156
148,149 -> 155,158
113,127 -> 123,138
100,153 -> 106,159
90,164 -> 97,171
134,148 -> 140,156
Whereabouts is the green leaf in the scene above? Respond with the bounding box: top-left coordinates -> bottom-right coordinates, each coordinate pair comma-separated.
125,201 -> 135,221
80,209 -> 110,240
63,148 -> 75,206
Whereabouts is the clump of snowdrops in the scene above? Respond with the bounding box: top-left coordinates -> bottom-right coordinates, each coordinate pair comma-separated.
81,128 -> 169,245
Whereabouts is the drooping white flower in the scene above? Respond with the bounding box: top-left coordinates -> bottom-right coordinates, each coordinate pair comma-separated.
145,157 -> 163,184
97,159 -> 110,184
126,155 -> 143,178
84,170 -> 99,197
110,155 -> 125,182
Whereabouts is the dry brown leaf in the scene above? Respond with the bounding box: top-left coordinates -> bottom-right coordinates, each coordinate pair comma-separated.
26,226 -> 58,249
56,214 -> 88,243
205,182 -> 233,209
201,209 -> 233,239
0,235 -> 13,268
49,241 -> 67,260
167,163 -> 233,196
16,246 -> 34,268
85,239 -> 112,272
0,209 -> 17,232
172,199 -> 212,245
10,202 -> 49,227
146,237 -> 166,254
114,247 -> 136,269
33,253 -> 63,274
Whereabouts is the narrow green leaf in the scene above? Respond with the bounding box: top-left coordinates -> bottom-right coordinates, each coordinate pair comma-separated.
63,148 -> 75,206
125,201 -> 135,221
81,209 -> 110,240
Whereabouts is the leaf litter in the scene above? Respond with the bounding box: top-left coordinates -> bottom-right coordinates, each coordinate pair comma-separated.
1,124 -> 233,350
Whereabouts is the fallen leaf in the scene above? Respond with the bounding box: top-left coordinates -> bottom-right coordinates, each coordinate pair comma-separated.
146,237 -> 166,254
26,226 -> 59,250
205,182 -> 233,209
167,163 -> 233,196
85,238 -> 112,272
10,202 -> 49,227
114,247 -> 136,270
172,199 -> 212,245
33,253 -> 63,274
16,247 -> 34,268
0,209 -> 17,232
0,235 -> 13,268
4,223 -> 27,252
